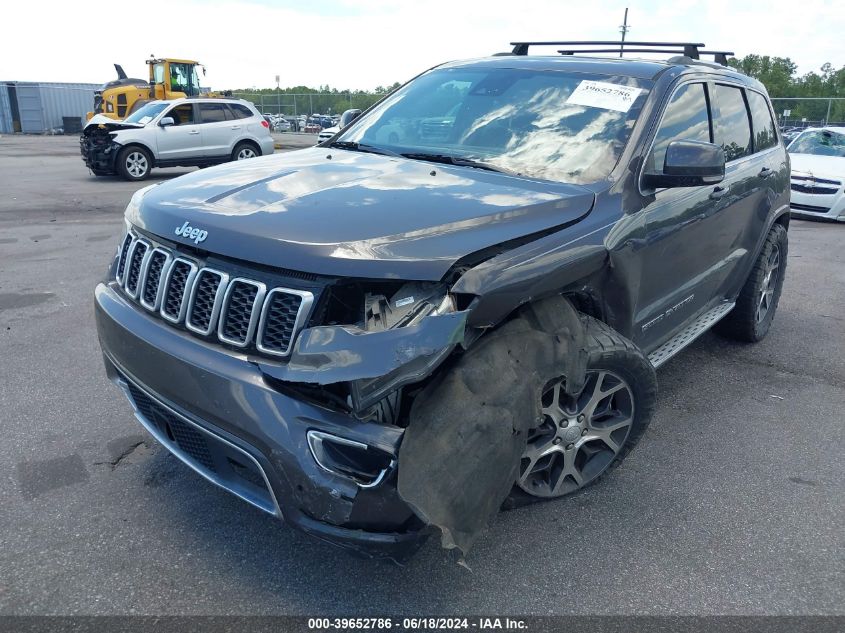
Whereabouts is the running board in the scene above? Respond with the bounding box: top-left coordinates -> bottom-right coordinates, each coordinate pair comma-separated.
647,302 -> 735,368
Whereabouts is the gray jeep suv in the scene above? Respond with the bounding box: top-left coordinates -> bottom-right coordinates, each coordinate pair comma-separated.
94,41 -> 790,560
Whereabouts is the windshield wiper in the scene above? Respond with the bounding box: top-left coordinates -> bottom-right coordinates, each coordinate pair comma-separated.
328,141 -> 401,157
400,152 -> 521,176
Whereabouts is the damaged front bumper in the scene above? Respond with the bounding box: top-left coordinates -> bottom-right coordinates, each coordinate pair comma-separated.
80,131 -> 121,174
260,309 -> 467,413
94,281 -> 468,559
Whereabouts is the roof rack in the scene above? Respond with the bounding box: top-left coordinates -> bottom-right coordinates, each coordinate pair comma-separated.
509,41 -> 734,66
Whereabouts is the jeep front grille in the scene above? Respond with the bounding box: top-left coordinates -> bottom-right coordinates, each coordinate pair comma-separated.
219,279 -> 266,347
161,259 -> 196,322
124,240 -> 149,297
115,232 -> 313,357
186,269 -> 226,335
140,249 -> 170,310
116,233 -> 133,283
257,289 -> 307,355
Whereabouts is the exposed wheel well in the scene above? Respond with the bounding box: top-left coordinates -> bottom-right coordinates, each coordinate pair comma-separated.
562,289 -> 605,323
774,211 -> 790,231
472,288 -> 607,343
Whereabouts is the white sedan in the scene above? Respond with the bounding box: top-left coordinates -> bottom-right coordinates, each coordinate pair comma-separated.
317,125 -> 338,145
788,127 -> 845,222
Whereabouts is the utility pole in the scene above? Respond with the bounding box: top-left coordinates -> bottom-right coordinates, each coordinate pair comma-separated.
619,7 -> 629,57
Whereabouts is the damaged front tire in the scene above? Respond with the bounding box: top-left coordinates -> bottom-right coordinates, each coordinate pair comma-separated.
511,316 -> 656,503
397,296 -> 657,554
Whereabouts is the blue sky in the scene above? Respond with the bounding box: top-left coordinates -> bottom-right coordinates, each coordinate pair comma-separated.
2,0 -> 841,89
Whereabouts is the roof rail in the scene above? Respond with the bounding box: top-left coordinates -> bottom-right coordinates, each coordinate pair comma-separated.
509,41 -> 733,65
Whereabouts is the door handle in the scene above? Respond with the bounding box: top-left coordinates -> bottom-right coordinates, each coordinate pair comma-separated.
230,125 -> 241,130
709,186 -> 728,200
188,130 -> 200,135
758,167 -> 773,178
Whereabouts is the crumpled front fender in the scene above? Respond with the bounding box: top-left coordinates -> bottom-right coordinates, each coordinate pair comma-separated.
256,310 -> 469,386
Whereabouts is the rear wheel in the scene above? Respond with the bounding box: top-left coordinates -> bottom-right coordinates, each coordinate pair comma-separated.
117,146 -> 151,181
232,142 -> 259,161
509,312 -> 657,504
715,223 -> 788,342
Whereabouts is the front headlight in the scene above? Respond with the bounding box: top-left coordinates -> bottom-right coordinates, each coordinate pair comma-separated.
349,284 -> 458,414
363,281 -> 454,331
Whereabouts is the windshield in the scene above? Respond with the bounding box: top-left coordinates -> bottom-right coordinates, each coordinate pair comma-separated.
338,66 -> 650,183
124,102 -> 169,125
788,129 -> 845,157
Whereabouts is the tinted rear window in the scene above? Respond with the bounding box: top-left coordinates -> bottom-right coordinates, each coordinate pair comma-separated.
714,85 -> 752,161
747,91 -> 778,152
230,103 -> 254,119
199,103 -> 233,123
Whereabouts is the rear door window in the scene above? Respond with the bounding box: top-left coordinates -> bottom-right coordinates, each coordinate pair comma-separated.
648,83 -> 711,173
713,85 -> 752,161
229,104 -> 254,120
746,91 -> 778,152
199,103 -> 232,123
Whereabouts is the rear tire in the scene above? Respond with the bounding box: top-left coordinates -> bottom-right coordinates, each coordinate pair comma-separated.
506,309 -> 657,506
715,223 -> 787,343
116,146 -> 152,181
232,141 -> 260,161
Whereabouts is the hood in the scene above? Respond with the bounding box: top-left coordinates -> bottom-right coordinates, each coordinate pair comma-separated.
131,148 -> 596,280
83,114 -> 144,133
789,153 -> 845,181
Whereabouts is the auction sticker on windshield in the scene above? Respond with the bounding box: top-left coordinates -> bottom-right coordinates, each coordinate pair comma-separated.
566,80 -> 643,112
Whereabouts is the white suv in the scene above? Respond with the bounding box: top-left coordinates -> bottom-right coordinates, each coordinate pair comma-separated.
81,98 -> 275,181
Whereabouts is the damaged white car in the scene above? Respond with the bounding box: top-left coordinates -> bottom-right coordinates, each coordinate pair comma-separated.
788,127 -> 845,222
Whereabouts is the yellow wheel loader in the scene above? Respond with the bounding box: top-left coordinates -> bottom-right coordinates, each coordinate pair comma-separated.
86,57 -> 229,121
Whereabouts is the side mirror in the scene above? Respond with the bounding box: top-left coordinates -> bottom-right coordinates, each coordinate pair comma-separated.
159,116 -> 175,127
644,140 -> 725,189
340,109 -> 362,128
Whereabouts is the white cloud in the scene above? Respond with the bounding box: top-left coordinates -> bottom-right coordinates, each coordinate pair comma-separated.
0,0 -> 840,89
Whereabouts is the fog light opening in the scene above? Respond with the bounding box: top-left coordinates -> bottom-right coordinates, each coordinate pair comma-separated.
306,430 -> 394,488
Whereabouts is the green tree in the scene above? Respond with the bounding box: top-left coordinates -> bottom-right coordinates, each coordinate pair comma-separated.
728,55 -> 796,97
729,54 -> 845,123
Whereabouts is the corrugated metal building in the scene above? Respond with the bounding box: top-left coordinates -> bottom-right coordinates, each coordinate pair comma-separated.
0,82 -> 98,134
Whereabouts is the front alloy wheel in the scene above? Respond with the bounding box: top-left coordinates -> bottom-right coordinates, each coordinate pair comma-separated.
518,370 -> 635,498
125,151 -> 148,178
117,146 -> 152,181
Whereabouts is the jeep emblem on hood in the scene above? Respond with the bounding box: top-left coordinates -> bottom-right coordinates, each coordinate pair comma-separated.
174,221 -> 208,245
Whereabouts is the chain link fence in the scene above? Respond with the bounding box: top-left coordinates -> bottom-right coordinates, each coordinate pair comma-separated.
770,98 -> 845,128
230,92 -> 382,119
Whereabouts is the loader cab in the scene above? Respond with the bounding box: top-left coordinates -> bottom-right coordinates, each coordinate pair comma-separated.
148,59 -> 202,100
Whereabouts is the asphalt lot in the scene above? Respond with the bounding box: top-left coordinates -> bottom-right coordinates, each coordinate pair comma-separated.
0,134 -> 843,616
